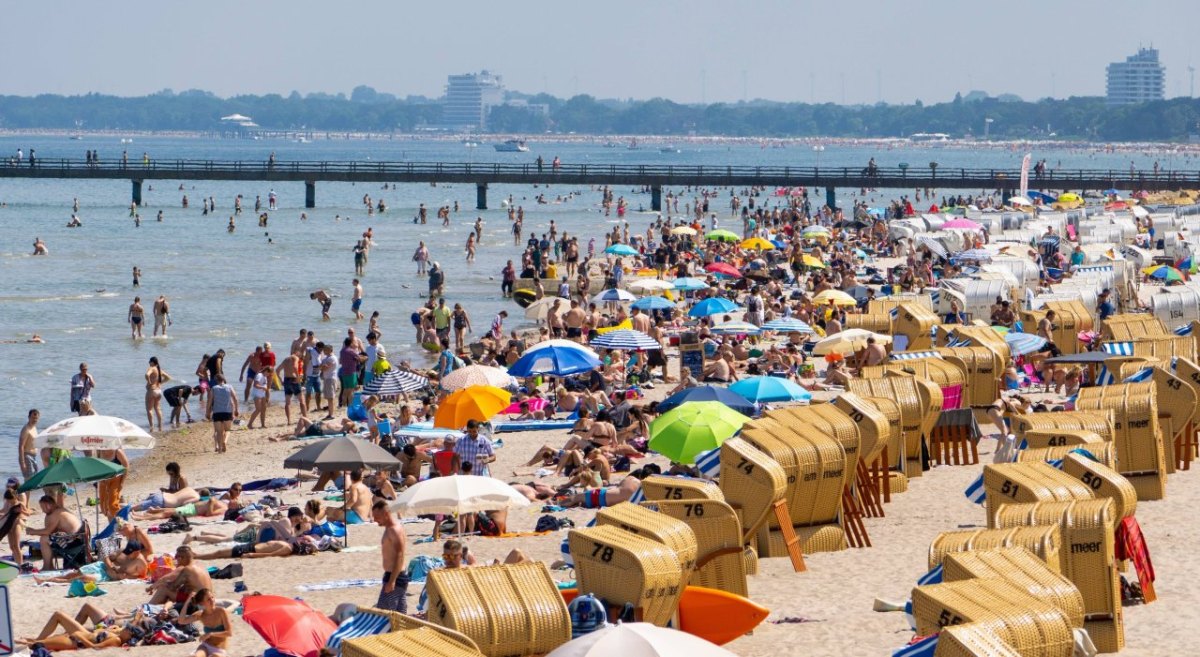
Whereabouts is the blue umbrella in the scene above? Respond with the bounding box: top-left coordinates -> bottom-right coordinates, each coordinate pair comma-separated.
605,244 -> 638,256
770,239 -> 787,249
730,376 -> 813,403
589,329 -> 662,351
672,277 -> 710,291
507,343 -> 602,377
1102,188 -> 1120,196
631,296 -> 676,311
1026,190 -> 1056,203
1004,332 -> 1047,356
688,297 -> 740,317
657,385 -> 756,416
762,318 -> 815,334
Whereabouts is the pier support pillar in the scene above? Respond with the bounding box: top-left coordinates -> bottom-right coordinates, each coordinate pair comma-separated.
131,180 -> 143,206
825,187 -> 837,210
1001,188 -> 1012,206
476,182 -> 488,210
305,181 -> 316,209
651,185 -> 662,212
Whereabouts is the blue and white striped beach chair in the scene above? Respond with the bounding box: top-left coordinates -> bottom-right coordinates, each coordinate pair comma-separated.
325,610 -> 391,655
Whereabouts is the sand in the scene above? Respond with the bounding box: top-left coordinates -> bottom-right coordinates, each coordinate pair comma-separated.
9,365 -> 1200,656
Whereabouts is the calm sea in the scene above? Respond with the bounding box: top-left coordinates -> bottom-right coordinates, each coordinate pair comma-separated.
0,135 -> 1191,479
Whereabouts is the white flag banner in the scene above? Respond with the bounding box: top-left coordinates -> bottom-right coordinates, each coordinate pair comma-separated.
1019,152 -> 1032,197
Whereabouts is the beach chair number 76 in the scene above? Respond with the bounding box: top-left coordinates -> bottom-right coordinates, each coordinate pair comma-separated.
591,543 -> 615,562
684,503 -> 705,517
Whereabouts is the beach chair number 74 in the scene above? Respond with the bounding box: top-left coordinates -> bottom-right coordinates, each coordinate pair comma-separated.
736,458 -> 755,475
591,543 -> 615,562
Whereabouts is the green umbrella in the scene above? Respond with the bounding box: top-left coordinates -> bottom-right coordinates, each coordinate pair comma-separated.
19,456 -> 125,493
705,229 -> 740,243
648,401 -> 749,465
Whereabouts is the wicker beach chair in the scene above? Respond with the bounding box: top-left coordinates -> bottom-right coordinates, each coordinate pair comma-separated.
929,526 -> 1063,573
716,437 -> 786,542
981,461 -> 1096,523
639,475 -> 724,503
862,396 -> 903,501
1099,314 -> 1167,341
893,302 -> 942,350
934,622 -> 1024,657
831,392 -> 890,516
847,374 -> 942,478
1016,442 -> 1116,469
1018,429 -> 1105,450
1075,382 -> 1167,501
910,578 -> 1075,657
596,502 -> 698,578
1058,453 -> 1137,520
644,499 -> 748,597
567,525 -> 685,627
423,562 -> 571,657
346,608 -> 482,657
938,346 -> 1004,409
941,547 -> 1085,629
1169,357 -> 1200,470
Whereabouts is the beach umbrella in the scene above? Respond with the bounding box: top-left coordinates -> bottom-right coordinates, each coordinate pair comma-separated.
1057,192 -> 1082,204
812,329 -> 891,356
657,386 -> 756,416
670,225 -> 697,236
283,436 -> 400,472
631,296 -> 676,311
1004,332 -> 1048,356
762,318 -> 815,334
19,456 -> 125,493
740,237 -> 774,251
672,277 -> 710,291
649,402 -> 750,465
812,289 -> 858,306
391,474 -> 530,517
704,262 -> 742,278
243,595 -> 338,657
433,386 -> 512,428
1143,265 -> 1186,283
688,297 -> 740,317
705,229 -> 740,242
546,623 -> 736,657
605,244 -> 638,256
524,296 -> 565,320
801,254 -> 826,269
626,278 -> 674,294
508,343 -> 603,377
801,226 -> 831,239
951,249 -> 993,263
711,321 -> 761,335
361,368 -> 428,396
35,415 -> 155,451
941,218 -> 983,230
730,376 -> 813,403
1008,195 -> 1033,206
592,288 -> 637,304
590,329 -> 662,351
440,365 -> 515,392
1027,190 -> 1056,203
501,397 -> 550,414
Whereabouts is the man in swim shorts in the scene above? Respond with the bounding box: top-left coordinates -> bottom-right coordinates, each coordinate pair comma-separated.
352,279 -> 364,320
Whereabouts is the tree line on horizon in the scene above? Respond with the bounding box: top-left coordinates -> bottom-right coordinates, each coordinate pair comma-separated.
0,87 -> 1197,141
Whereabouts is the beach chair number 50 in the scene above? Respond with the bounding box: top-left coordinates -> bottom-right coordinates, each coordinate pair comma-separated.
736,458 -> 755,475
1001,480 -> 1020,498
592,543 -> 615,562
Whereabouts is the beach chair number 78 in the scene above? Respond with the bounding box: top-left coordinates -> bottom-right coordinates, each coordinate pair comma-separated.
591,543 -> 615,562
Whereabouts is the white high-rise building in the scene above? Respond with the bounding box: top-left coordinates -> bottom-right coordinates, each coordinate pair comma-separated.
442,71 -> 505,130
1106,48 -> 1165,105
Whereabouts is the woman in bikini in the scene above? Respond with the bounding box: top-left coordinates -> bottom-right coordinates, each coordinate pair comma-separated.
0,486 -> 31,567
179,589 -> 232,657
144,356 -> 171,432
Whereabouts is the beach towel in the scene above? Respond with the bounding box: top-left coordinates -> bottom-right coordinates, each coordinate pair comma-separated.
405,555 -> 444,583
296,578 -> 382,592
1115,516 -> 1156,602
326,611 -> 391,655
695,447 -> 721,479
68,579 -> 106,597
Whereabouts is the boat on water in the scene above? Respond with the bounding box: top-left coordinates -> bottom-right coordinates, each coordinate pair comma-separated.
909,132 -> 951,143
494,139 -> 528,152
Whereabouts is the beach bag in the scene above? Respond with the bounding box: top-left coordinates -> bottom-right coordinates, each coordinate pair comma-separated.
212,563 -> 242,580
568,593 -> 610,639
93,535 -> 123,560
347,400 -> 367,422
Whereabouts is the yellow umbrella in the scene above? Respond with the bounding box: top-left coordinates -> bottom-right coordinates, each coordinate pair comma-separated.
740,237 -> 774,251
1057,192 -> 1081,204
801,254 -> 826,269
812,289 -> 857,306
671,226 -> 697,236
433,385 -> 511,429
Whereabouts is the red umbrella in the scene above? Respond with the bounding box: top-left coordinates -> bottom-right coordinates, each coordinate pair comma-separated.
242,595 -> 337,657
704,262 -> 742,278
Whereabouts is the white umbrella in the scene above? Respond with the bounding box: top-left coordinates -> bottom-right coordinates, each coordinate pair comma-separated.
547,623 -> 735,657
1009,195 -> 1033,206
626,278 -> 674,294
812,329 -> 891,356
440,365 -> 516,391
391,475 -> 529,516
525,296 -> 567,320
36,415 -> 156,450
592,288 -> 637,304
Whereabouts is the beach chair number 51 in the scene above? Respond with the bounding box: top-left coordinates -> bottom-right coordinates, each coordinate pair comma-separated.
1001,480 -> 1020,498
736,458 -> 755,475
592,543 -> 615,562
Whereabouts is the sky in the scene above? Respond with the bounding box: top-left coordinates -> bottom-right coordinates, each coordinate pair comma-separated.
3,0 -> 1197,105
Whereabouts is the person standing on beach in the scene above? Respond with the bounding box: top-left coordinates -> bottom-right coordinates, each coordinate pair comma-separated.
163,384 -> 198,427
19,409 -> 39,479
70,363 -> 96,415
428,262 -> 445,299
319,343 -> 338,419
245,366 -> 269,429
363,331 -> 385,388
275,348 -> 306,423
132,267 -> 141,288
145,356 -> 171,432
338,338 -> 362,409
239,346 -> 264,403
412,242 -> 429,275
128,296 -> 145,339
432,298 -> 452,345
372,499 -> 409,613
97,447 -> 128,520
152,295 -> 171,337
501,260 -> 516,298
353,240 -> 366,277
352,279 -> 365,321
207,375 -> 238,453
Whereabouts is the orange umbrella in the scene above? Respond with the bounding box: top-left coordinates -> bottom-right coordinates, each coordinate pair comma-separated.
434,385 -> 511,429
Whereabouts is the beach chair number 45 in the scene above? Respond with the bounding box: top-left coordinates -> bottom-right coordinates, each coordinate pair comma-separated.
591,543 -> 615,562
1001,480 -> 1021,498
736,458 -> 755,475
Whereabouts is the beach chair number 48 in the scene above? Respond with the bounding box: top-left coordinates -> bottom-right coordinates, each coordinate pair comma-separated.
591,543 -> 615,562
1001,480 -> 1020,498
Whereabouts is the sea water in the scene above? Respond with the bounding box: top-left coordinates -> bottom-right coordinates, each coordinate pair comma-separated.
0,135 -> 1187,478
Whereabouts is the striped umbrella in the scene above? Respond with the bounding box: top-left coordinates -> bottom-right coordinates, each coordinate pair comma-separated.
672,277 -> 710,291
440,365 -> 514,392
711,321 -> 761,335
590,329 -> 662,351
362,368 -> 428,395
592,288 -> 637,303
762,318 -> 815,334
1003,332 -> 1047,356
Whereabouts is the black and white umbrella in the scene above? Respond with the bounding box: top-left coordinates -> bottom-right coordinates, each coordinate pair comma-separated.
362,368 -> 428,395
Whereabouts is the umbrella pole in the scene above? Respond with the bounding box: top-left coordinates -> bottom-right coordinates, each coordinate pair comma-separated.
343,469 -> 350,549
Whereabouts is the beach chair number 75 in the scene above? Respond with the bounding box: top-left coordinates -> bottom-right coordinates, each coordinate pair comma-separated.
664,487 -> 683,499
591,543 -> 615,562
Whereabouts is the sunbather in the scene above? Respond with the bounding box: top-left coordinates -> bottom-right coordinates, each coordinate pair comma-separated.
183,508 -> 310,546
34,540 -> 147,584
562,471 -> 646,508
146,546 -> 212,608
132,490 -> 226,521
17,621 -> 135,652
193,535 -> 319,559
271,416 -> 359,442
132,487 -> 200,512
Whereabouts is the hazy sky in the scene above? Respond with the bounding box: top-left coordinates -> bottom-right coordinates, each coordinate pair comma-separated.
4,0 -> 1196,104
